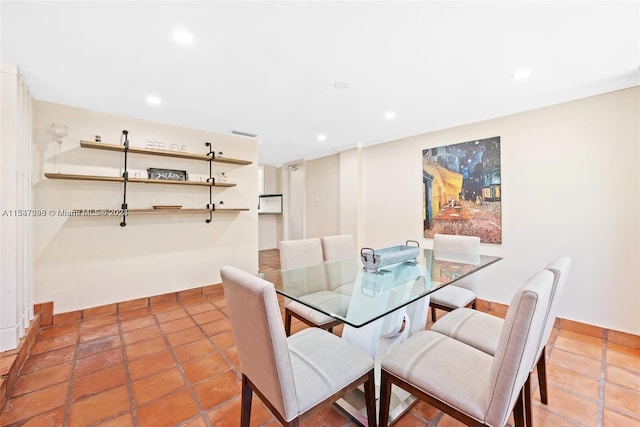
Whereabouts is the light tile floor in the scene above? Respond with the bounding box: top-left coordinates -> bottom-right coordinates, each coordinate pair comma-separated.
0,249 -> 638,426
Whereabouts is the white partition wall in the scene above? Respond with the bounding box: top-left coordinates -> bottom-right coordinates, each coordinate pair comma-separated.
1,63 -> 33,351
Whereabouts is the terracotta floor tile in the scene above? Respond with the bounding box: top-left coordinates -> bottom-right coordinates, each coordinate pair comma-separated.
22,345 -> 76,374
606,364 -> 640,391
211,331 -> 235,349
410,400 -> 440,421
68,385 -> 131,426
155,308 -> 188,323
78,322 -> 119,343
530,405 -> 581,426
74,347 -> 123,377
12,361 -> 73,396
186,302 -> 216,315
19,406 -> 65,426
207,395 -> 273,426
125,335 -> 168,360
122,324 -> 162,345
546,364 -> 601,400
132,367 -> 186,406
548,348 -> 602,379
77,334 -> 121,358
98,412 -> 136,427
0,382 -> 68,426
222,347 -> 239,367
181,295 -> 209,306
150,300 -> 183,313
37,323 -> 80,341
79,314 -> 119,331
120,314 -> 156,332
119,307 -> 153,322
193,371 -> 241,410
201,319 -> 232,336
71,364 -> 127,402
533,384 -> 599,426
604,382 -> 640,416
182,353 -> 232,383
434,413 -> 467,426
300,404 -> 350,426
136,389 -> 200,427
607,343 -> 640,371
602,407 -> 640,426
174,339 -> 217,363
128,351 -> 176,380
554,334 -> 604,360
192,309 -> 225,325
160,316 -> 197,334
166,326 -> 206,347
179,415 -> 209,426
30,333 -> 77,355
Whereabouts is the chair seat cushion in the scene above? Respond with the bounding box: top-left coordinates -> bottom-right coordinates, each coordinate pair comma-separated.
430,285 -> 476,309
430,308 -> 504,356
382,330 -> 492,423
287,291 -> 349,326
288,328 -> 374,415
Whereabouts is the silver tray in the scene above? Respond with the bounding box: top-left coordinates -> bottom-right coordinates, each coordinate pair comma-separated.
360,240 -> 420,272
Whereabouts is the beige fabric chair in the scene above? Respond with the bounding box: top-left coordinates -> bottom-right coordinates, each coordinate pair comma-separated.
380,269 -> 554,427
429,233 -> 481,321
221,266 -> 377,427
430,256 -> 571,425
321,234 -> 358,296
279,238 -> 344,336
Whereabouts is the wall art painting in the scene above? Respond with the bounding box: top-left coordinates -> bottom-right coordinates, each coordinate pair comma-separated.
422,136 -> 502,244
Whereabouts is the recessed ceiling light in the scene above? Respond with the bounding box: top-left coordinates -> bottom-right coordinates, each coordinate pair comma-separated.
385,111 -> 396,120
334,81 -> 349,89
511,68 -> 531,80
146,95 -> 162,106
317,134 -> 327,142
173,28 -> 194,44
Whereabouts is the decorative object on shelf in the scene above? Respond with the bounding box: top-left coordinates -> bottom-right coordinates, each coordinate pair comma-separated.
95,135 -> 102,142
217,151 -> 223,157
50,122 -> 68,173
152,205 -> 183,210
219,172 -> 228,183
147,168 -> 188,181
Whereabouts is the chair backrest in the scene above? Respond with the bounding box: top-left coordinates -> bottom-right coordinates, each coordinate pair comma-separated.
279,238 -> 324,269
433,234 -> 481,292
485,269 -> 554,427
221,266 -> 299,421
321,234 -> 356,261
535,256 -> 571,363
321,235 -> 358,292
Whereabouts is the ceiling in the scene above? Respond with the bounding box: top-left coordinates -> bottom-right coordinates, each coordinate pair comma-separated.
2,1 -> 638,166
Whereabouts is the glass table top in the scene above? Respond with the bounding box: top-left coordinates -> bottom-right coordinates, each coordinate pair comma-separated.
260,248 -> 501,328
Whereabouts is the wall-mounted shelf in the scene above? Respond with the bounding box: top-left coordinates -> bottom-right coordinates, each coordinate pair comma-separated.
45,131 -> 252,226
79,140 -> 252,165
45,173 -> 236,187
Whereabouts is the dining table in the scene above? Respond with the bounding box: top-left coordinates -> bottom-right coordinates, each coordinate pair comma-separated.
260,247 -> 502,425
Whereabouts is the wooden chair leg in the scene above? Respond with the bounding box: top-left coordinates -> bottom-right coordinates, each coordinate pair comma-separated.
537,346 -> 548,404
513,387 -> 525,427
241,374 -> 253,427
364,370 -> 377,427
524,374 -> 532,427
379,370 -> 393,426
471,299 -> 477,309
431,306 -> 437,322
284,309 -> 293,336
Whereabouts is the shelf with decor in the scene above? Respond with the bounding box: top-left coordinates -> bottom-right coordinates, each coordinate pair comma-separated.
45,130 -> 253,226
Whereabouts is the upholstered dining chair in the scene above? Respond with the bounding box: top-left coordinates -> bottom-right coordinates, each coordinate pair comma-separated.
430,256 -> 571,426
379,269 -> 554,427
321,234 -> 358,296
221,266 -> 377,427
321,234 -> 356,261
279,238 -> 345,336
429,233 -> 481,321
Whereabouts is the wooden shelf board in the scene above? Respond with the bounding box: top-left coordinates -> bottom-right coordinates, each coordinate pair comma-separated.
79,141 -> 252,165
64,208 -> 248,215
45,173 -> 236,187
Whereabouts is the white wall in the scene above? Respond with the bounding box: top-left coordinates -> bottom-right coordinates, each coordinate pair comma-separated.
314,87 -> 638,335
32,101 -> 258,313
306,154 -> 340,238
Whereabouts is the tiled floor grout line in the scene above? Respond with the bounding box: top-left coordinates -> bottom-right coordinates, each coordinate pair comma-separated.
119,315 -> 141,427
60,329 -> 80,426
151,303 -> 212,427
